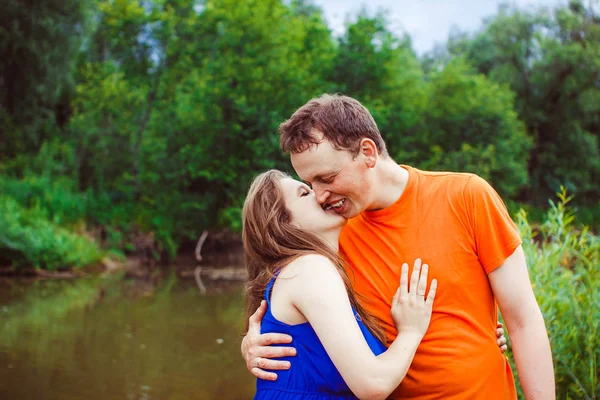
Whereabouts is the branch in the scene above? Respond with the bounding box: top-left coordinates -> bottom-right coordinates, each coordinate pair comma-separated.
194,230 -> 209,262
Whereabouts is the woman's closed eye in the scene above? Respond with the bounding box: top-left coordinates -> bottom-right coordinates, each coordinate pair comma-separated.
300,189 -> 310,197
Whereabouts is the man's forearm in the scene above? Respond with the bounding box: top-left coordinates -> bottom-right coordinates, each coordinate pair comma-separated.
509,308 -> 555,400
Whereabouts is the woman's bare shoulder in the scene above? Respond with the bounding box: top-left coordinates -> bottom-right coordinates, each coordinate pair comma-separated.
281,253 -> 338,279
275,254 -> 342,295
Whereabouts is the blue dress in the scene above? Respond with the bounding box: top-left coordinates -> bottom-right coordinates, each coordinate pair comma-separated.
254,275 -> 387,400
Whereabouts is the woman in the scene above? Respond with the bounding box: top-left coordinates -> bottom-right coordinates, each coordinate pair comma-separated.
242,170 -> 437,400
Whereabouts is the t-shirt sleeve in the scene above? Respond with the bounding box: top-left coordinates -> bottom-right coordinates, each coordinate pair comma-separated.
464,175 -> 522,274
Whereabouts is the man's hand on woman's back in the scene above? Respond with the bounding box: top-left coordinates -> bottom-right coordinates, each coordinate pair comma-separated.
241,300 -> 297,381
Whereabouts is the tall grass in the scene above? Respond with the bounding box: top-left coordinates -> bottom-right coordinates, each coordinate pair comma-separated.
509,189 -> 600,399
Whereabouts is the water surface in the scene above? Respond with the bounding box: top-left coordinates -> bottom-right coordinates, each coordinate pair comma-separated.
0,272 -> 255,399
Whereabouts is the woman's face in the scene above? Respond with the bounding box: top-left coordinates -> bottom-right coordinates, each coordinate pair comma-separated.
279,177 -> 347,237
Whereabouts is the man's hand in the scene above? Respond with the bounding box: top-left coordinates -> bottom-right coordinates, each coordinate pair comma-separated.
241,300 -> 297,381
496,322 -> 508,353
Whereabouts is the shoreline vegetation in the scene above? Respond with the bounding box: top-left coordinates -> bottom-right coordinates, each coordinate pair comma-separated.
0,187 -> 595,275
0,188 -> 595,278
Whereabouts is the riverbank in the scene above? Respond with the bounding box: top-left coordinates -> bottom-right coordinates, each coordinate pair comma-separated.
0,258 -> 248,289
0,228 -> 248,282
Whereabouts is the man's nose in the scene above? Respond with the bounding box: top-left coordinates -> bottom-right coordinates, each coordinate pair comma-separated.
314,186 -> 330,205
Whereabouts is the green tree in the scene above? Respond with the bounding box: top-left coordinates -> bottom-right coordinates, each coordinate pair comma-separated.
444,1 -> 600,204
65,0 -> 336,250
141,0 -> 335,232
0,0 -> 92,158
330,12 -> 428,166
416,59 -> 532,197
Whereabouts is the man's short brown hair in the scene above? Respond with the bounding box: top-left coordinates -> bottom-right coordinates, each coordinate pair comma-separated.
279,94 -> 388,156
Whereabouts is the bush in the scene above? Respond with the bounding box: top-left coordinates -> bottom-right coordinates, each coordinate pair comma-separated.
0,174 -> 88,227
508,189 -> 600,398
0,197 -> 102,270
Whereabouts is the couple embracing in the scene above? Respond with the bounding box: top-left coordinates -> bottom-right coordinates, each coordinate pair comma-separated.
239,94 -> 554,400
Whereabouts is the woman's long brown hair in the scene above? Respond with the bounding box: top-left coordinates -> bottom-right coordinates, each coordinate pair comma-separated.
242,170 -> 386,344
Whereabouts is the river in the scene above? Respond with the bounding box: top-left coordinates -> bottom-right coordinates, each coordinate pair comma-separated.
0,271 -> 255,399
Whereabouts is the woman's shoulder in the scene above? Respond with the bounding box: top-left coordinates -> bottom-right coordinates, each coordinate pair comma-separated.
277,254 -> 342,291
282,253 -> 338,276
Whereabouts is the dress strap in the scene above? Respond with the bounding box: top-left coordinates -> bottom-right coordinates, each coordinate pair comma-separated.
264,271 -> 281,306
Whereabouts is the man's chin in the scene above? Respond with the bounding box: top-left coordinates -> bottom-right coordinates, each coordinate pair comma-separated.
338,208 -> 360,220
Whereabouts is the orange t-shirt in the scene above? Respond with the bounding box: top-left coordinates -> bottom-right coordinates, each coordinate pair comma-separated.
340,166 -> 521,400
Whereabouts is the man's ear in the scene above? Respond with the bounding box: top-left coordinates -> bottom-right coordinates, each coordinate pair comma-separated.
359,138 -> 378,168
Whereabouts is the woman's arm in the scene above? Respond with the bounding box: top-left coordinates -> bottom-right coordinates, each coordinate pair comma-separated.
285,255 -> 436,400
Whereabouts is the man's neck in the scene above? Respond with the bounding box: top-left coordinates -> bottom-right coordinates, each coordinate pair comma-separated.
367,159 -> 409,211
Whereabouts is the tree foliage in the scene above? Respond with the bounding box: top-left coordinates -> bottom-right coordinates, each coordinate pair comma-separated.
0,0 -> 92,158
0,0 -> 597,264
443,0 -> 600,204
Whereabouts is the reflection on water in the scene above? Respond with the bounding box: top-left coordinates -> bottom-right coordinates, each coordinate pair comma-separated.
0,272 -> 255,400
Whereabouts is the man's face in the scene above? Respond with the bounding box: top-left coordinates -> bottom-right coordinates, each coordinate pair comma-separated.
290,133 -> 373,219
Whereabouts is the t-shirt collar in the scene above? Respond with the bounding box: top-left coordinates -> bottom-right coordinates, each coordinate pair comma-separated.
362,165 -> 415,222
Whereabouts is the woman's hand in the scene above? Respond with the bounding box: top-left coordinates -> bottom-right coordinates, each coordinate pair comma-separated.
391,259 -> 437,339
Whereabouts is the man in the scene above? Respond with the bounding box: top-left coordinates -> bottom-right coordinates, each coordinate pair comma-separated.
242,94 -> 554,399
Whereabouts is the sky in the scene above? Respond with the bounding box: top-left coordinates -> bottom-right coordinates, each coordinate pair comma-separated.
315,0 -> 567,54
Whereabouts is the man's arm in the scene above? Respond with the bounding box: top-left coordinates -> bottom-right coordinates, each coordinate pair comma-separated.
489,245 -> 555,400
241,300 -> 296,381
